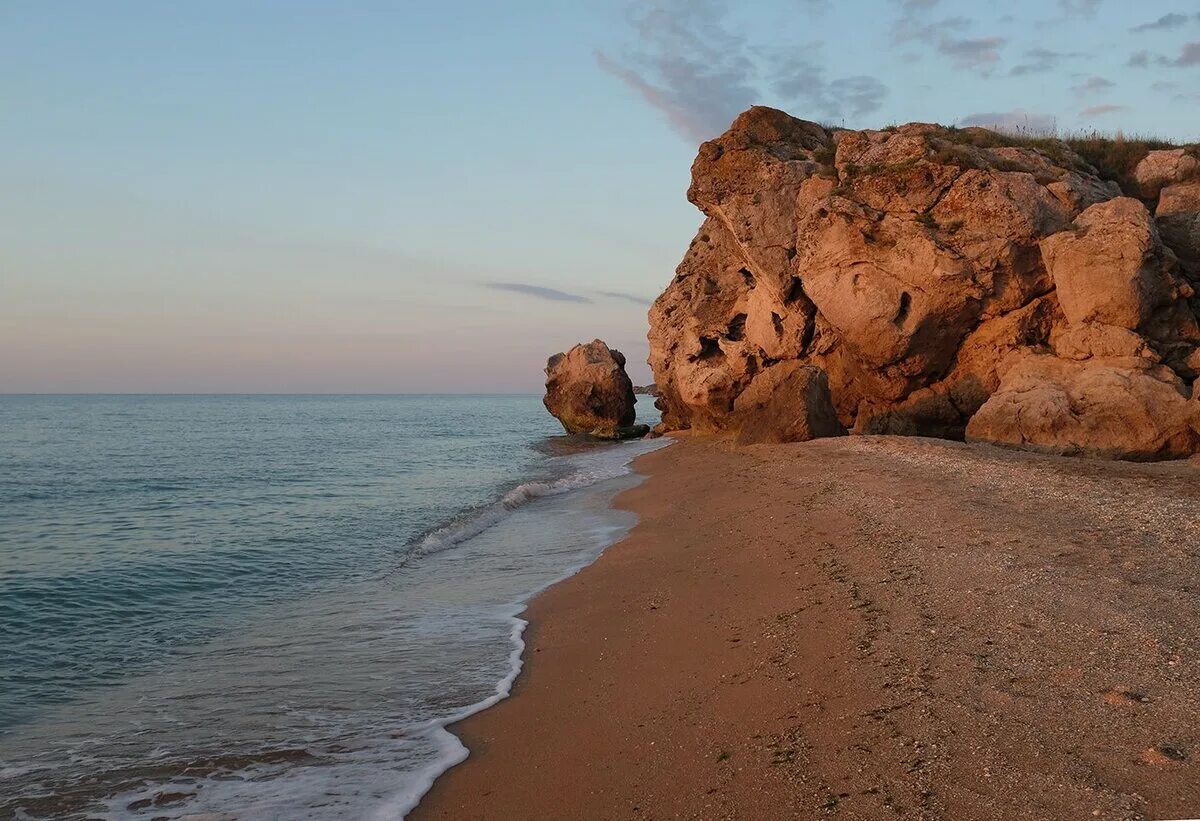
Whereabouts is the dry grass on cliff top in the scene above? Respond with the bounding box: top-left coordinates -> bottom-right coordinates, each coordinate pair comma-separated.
942,124 -> 1196,192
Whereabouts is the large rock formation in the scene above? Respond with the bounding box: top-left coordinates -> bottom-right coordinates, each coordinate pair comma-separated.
544,340 -> 648,439
649,107 -> 1200,459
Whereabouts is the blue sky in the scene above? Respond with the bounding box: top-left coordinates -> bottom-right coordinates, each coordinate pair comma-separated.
2,0 -> 1198,392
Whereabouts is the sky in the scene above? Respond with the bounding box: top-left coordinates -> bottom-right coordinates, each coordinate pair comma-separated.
2,1 -> 1198,393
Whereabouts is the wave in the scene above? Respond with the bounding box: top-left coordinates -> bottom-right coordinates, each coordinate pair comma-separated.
405,443 -> 655,562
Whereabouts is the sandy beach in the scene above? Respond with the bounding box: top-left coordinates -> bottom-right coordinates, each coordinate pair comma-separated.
414,434 -> 1200,821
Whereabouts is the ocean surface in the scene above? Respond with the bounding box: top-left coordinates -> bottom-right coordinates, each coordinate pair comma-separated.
0,394 -> 664,819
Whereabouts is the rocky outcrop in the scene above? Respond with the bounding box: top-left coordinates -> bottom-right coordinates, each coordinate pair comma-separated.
649,107 -> 1200,459
544,340 -> 647,439
1137,148 -> 1200,276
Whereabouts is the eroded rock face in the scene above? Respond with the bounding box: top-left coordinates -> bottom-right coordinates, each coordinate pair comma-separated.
731,363 -> 844,445
648,106 -> 1200,459
544,340 -> 643,439
1157,181 -> 1200,275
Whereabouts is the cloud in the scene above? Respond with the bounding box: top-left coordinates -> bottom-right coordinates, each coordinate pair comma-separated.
892,14 -> 970,45
1059,0 -> 1102,16
596,290 -> 653,305
1072,75 -> 1115,95
1080,104 -> 1125,117
890,2 -> 1005,77
1010,47 -> 1077,76
888,0 -> 1003,72
1128,40 -> 1200,68
1176,41 -> 1200,65
1130,12 -> 1190,32
959,109 -> 1058,132
595,0 -> 758,142
486,283 -> 592,304
599,2 -> 888,139
938,36 -> 1006,72
771,55 -> 888,121
826,76 -> 889,118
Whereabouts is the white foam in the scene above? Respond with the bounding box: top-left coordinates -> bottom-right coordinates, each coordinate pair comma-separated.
410,439 -> 664,560
385,527 -> 631,818
384,437 -> 672,817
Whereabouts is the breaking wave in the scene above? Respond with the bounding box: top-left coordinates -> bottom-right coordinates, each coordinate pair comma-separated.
408,443 -> 657,561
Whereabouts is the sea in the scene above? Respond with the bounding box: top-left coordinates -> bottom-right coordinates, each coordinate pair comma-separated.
0,394 -> 665,819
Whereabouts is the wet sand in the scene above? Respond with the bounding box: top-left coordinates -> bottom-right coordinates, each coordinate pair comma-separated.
414,434 -> 1200,820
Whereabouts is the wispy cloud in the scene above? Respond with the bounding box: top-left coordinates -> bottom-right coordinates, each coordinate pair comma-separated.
1128,40 -> 1200,68
938,36 -> 1006,72
891,5 -> 1004,74
1130,12 -> 1190,32
771,53 -> 887,121
1080,104 -> 1125,117
959,109 -> 1057,132
598,1 -> 888,140
1072,75 -> 1115,95
1010,47 -> 1077,76
486,283 -> 592,304
1059,0 -> 1103,17
892,14 -> 970,45
596,290 -> 653,305
594,1 -> 760,142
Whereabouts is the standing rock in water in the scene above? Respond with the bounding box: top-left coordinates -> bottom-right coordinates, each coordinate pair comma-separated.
544,340 -> 648,439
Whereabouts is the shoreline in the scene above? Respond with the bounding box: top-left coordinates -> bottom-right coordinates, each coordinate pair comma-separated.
413,434 -> 1200,820
391,436 -> 667,817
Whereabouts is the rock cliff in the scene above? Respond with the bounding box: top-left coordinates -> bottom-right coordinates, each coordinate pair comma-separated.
649,106 -> 1200,459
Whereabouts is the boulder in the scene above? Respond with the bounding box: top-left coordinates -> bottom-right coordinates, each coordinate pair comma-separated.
1157,181 -> 1200,275
731,363 -> 844,445
1039,198 -> 1181,330
965,351 -> 1200,461
543,340 -> 645,439
1134,149 -> 1199,200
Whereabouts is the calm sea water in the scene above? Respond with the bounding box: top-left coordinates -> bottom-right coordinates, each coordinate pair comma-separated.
0,394 -> 664,819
